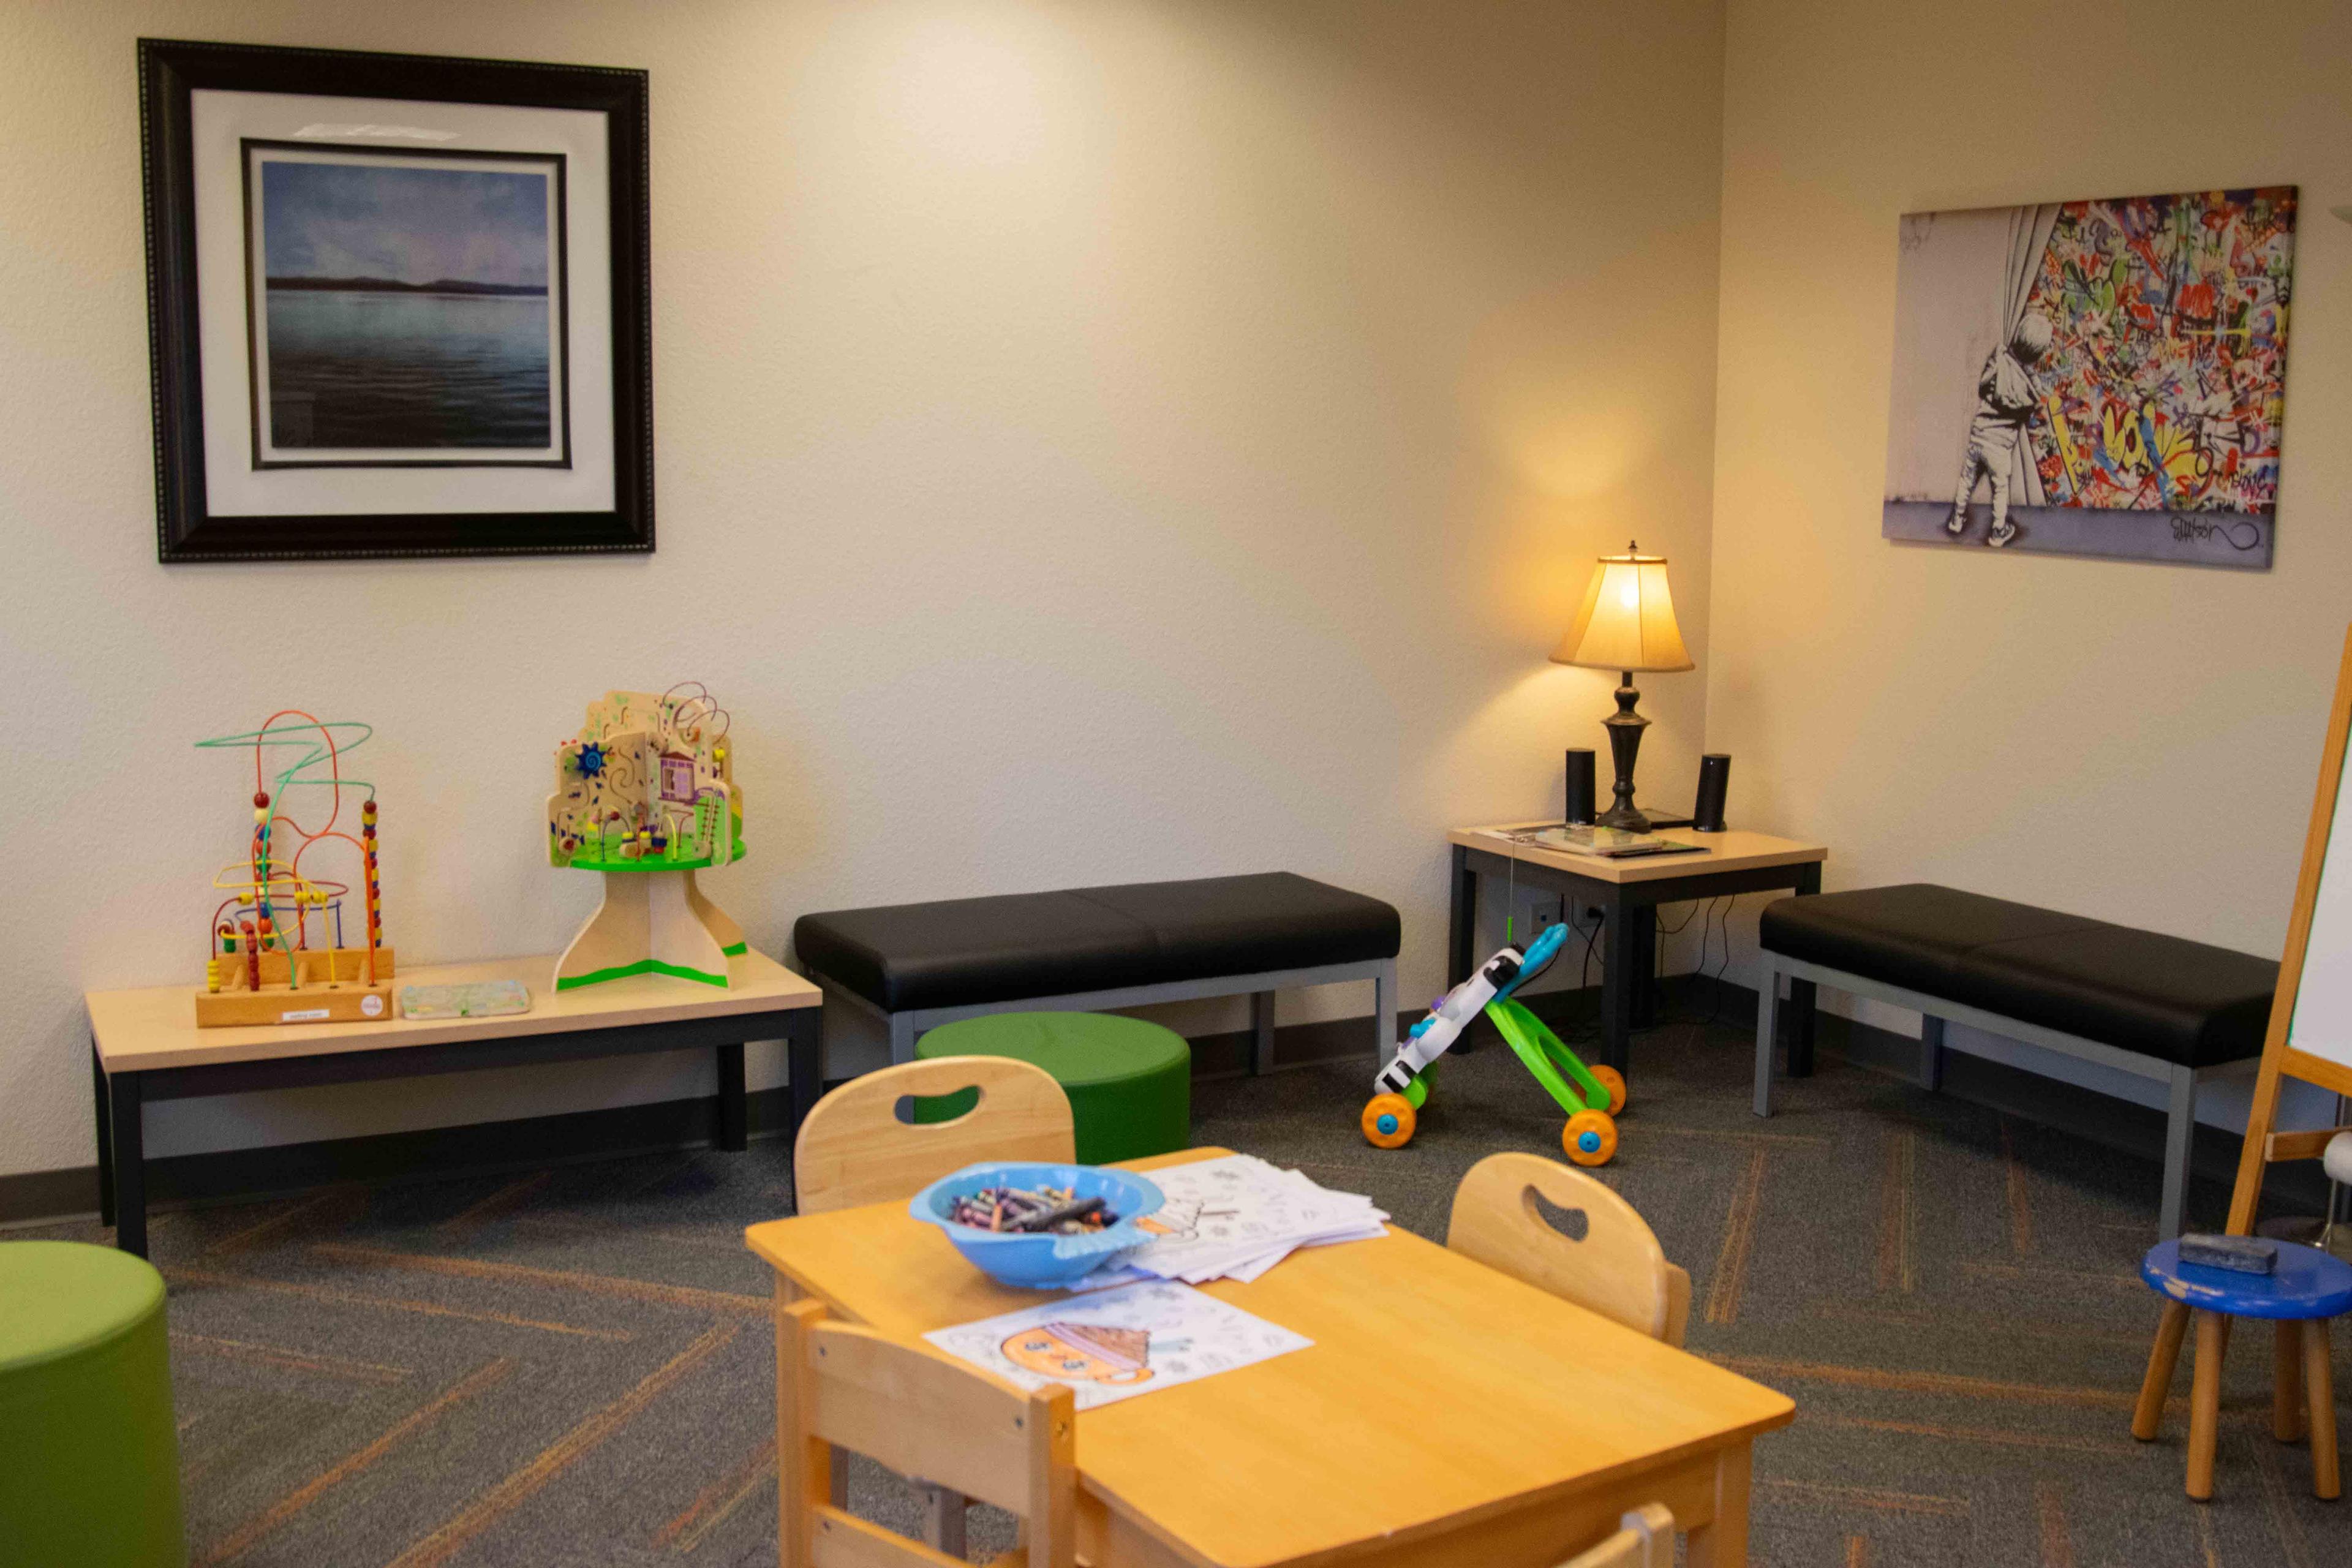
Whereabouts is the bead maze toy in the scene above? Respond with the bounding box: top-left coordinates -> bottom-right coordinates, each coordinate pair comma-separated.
1360,922 -> 1629,1166
547,684 -> 747,990
195,712 -> 394,1027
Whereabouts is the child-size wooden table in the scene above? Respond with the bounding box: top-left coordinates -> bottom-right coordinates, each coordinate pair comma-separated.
86,949 -> 823,1257
744,1147 -> 1793,1568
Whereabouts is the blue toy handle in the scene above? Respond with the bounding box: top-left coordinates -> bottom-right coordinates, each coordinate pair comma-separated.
1492,922 -> 1569,1005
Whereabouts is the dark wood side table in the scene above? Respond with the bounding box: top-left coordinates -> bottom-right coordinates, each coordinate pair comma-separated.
1447,823 -> 1828,1074
85,949 -> 824,1257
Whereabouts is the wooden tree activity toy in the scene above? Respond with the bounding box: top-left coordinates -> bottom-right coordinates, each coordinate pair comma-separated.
194,712 -> 394,1027
547,684 -> 748,990
1360,922 -> 1629,1165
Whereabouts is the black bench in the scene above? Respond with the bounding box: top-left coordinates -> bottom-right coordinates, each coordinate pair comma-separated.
1752,884 -> 2278,1238
793,872 -> 1400,1069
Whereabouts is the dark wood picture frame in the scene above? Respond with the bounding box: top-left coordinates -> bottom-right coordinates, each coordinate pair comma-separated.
139,38 -> 652,562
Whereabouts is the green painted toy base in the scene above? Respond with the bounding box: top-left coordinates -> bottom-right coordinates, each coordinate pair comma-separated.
553,838 -> 748,874
915,1011 -> 1191,1164
1485,998 -> 1606,1113
555,958 -> 729,990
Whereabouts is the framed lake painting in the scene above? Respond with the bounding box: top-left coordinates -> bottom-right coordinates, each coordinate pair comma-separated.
138,39 -> 652,561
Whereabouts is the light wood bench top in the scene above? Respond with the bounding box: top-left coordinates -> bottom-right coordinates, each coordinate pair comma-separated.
88,948 -> 819,1074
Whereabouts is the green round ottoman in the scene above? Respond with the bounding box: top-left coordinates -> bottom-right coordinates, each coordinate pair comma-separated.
0,1242 -> 184,1568
918,1012 -> 1191,1164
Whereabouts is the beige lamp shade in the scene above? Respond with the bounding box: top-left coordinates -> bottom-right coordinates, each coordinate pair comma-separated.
1551,542 -> 1694,674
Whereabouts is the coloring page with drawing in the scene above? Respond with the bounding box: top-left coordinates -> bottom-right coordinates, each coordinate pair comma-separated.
924,1281 -> 1312,1410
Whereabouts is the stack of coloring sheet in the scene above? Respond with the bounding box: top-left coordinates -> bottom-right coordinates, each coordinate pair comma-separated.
1072,1153 -> 1387,1289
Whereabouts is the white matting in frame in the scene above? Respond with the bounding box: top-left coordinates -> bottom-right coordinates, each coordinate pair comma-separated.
192,88 -> 615,518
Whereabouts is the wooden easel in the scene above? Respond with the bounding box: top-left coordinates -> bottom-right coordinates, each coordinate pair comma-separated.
2139,624 -> 2352,1501
2225,622 -> 2352,1234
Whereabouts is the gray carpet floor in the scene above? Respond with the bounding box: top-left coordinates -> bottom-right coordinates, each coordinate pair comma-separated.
19,1011 -> 2352,1567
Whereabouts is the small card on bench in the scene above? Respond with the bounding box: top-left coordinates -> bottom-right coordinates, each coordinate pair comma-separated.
925,1281 -> 1311,1410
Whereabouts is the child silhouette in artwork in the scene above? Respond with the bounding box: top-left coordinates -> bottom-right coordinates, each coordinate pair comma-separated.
1948,312 -> 2053,548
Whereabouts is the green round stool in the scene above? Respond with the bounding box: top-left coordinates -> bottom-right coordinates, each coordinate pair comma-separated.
0,1241 -> 185,1568
917,1012 -> 1191,1164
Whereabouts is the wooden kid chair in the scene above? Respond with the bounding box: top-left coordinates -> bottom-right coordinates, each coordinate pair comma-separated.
793,1055 -> 1075,1215
788,1055 -> 1076,1553
1447,1152 -> 1691,1347
1561,1503 -> 1675,1568
775,1297 -> 1076,1568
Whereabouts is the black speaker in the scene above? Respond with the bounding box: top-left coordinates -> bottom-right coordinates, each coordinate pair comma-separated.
1692,753 -> 1732,832
1564,749 -> 1597,826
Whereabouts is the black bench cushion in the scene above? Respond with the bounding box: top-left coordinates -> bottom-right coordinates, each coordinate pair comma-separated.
794,872 -> 1401,1014
1760,883 -> 2276,1068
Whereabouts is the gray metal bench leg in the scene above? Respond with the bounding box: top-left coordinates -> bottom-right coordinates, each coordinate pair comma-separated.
1753,964 -> 1781,1117
1920,1016 -> 1946,1091
2160,1065 -> 2196,1240
888,1010 -> 917,1065
1373,960 -> 1396,1061
1251,991 -> 1276,1074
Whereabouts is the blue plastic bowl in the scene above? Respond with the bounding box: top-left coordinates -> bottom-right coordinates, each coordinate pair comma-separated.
908,1161 -> 1166,1288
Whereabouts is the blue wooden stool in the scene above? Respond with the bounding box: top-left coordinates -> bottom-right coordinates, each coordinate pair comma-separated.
2132,1238 -> 2352,1501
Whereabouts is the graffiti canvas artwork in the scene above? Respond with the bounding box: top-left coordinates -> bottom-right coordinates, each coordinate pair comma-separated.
1882,187 -> 2296,568
924,1281 -> 1311,1411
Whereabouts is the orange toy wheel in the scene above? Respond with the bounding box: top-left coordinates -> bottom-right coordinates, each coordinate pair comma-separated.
1362,1093 -> 1417,1148
1588,1065 -> 1628,1116
1563,1108 -> 1618,1167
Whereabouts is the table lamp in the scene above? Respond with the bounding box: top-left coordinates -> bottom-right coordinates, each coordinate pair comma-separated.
1551,540 -> 1692,832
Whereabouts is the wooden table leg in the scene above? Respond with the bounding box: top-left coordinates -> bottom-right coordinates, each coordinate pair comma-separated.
110,1069 -> 147,1258
786,1007 -> 826,1154
2276,1319 -> 2307,1442
91,1043 -> 116,1228
2187,1311 -> 2226,1500
1686,1441 -> 1751,1567
2305,1318 -> 2340,1501
1600,890 -> 1635,1074
1447,845 -> 1477,990
919,1484 -> 968,1556
774,1278 -> 814,1568
1629,908 -> 1658,1029
716,1041 -> 748,1152
2135,1300 -> 2190,1440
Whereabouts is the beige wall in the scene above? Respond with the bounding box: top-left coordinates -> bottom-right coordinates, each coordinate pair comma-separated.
0,1 -> 1727,1178
1706,0 -> 2352,1111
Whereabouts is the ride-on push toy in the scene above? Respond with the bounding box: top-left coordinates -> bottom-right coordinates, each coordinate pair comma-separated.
1360,922 -> 1628,1166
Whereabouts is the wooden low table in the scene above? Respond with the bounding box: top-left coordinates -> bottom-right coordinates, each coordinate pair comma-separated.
86,949 -> 823,1257
1449,823 -> 1828,1072
746,1147 -> 1793,1568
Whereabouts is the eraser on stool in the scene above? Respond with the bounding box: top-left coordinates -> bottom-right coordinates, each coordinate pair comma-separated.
2179,1232 -> 2278,1274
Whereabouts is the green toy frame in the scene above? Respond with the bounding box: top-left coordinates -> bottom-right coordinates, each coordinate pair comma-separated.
1486,998 -> 1615,1117
1361,994 -> 1623,1164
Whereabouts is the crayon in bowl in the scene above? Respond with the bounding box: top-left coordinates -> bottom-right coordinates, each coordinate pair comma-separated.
947,1185 -> 1119,1234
